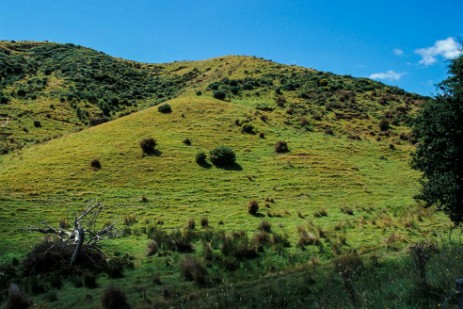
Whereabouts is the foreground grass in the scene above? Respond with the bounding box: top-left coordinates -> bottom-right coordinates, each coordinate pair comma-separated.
0,95 -> 454,308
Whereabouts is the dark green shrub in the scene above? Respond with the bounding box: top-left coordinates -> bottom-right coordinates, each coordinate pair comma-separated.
195,151 -> 207,165
241,123 -> 256,134
33,120 -> 41,128
248,200 -> 259,216
183,138 -> 192,146
379,119 -> 390,131
274,141 -> 289,153
0,95 -> 9,104
140,137 -> 157,155
213,91 -> 226,100
101,285 -> 129,309
158,103 -> 172,113
90,159 -> 101,170
209,146 -> 236,166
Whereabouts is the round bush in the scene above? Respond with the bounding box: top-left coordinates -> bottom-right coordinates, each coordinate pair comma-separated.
379,119 -> 390,131
213,91 -> 226,100
274,141 -> 289,153
91,159 -> 102,170
195,151 -> 207,165
140,138 -> 157,155
209,146 -> 236,166
158,103 -> 172,114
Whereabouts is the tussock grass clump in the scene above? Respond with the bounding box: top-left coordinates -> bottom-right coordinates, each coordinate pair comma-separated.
124,214 -> 137,226
220,232 -> 258,261
82,270 -> 97,288
248,200 -> 259,216
200,217 -> 209,228
314,209 -> 328,218
148,228 -> 194,253
187,218 -> 196,230
333,254 -> 365,307
410,241 -> 438,284
297,226 -> 320,248
341,207 -> 354,216
180,256 -> 208,287
146,240 -> 159,257
259,220 -> 272,233
253,231 -> 271,250
101,285 -> 129,309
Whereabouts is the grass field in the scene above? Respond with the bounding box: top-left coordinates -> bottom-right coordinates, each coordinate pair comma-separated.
0,42 -> 458,308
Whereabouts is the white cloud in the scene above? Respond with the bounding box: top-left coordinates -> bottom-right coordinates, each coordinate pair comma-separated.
393,48 -> 404,56
415,37 -> 462,65
369,70 -> 406,81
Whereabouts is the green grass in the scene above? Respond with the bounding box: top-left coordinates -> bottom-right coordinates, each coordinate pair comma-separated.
0,41 -> 455,308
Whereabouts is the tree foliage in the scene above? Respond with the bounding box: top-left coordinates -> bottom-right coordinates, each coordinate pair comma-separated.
412,53 -> 463,224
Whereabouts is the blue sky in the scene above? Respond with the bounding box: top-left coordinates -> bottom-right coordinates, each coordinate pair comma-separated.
0,0 -> 462,96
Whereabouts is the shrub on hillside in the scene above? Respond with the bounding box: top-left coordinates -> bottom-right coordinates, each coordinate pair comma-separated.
274,141 -> 289,153
213,91 -> 226,100
140,137 -> 158,155
248,200 -> 259,216
209,146 -> 236,167
90,158 -> 102,170
379,119 -> 390,131
241,123 -> 256,134
158,103 -> 172,114
195,151 -> 207,165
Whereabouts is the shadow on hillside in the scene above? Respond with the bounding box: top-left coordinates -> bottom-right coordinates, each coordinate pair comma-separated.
142,149 -> 162,157
198,162 -> 212,169
215,163 -> 243,171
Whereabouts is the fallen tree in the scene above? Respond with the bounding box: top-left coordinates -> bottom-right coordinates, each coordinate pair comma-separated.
21,202 -> 115,269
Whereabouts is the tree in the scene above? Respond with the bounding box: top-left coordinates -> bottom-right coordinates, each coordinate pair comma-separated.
412,53 -> 463,224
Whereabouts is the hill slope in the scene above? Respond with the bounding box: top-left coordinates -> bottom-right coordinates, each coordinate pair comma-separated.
1,41 -> 424,153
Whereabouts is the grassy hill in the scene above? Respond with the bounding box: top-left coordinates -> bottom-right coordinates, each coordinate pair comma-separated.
0,41 -> 456,308
1,41 -> 423,153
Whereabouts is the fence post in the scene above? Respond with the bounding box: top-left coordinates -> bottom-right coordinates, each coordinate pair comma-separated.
456,279 -> 463,309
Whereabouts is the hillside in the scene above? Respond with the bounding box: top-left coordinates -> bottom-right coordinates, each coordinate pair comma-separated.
0,42 -> 454,308
1,41 -> 424,154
